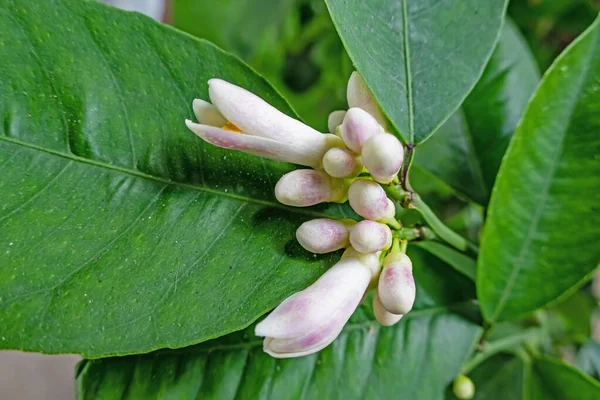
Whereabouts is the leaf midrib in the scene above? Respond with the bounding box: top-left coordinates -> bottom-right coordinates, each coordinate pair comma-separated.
401,0 -> 415,142
0,135 -> 330,219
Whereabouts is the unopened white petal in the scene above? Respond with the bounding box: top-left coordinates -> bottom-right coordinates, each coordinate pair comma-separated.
208,79 -> 323,145
192,98 -> 227,127
340,108 -> 382,153
322,147 -> 362,178
296,218 -> 352,254
275,169 -> 347,207
349,220 -> 392,254
347,179 -> 392,220
378,253 -> 416,315
362,133 -> 404,184
373,291 -> 403,326
255,257 -> 371,340
347,72 -> 390,130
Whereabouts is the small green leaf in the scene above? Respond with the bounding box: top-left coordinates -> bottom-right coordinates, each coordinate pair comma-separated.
477,16 -> 600,322
0,0 -> 349,357
76,248 -> 482,400
324,0 -> 508,143
415,18 -> 540,204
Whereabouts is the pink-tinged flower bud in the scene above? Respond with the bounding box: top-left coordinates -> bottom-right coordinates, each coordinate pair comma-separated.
341,247 -> 381,286
296,219 -> 354,254
378,252 -> 415,315
328,110 -> 346,134
361,133 -> 404,184
373,291 -> 403,326
349,220 -> 392,254
453,375 -> 475,400
255,256 -> 371,358
322,147 -> 362,178
347,71 -> 390,131
340,108 -> 382,153
275,170 -> 347,207
348,179 -> 395,221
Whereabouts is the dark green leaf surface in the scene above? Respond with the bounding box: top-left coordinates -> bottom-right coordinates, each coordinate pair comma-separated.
325,0 -> 507,143
416,19 -> 540,204
477,17 -> 600,322
0,0 -> 349,357
464,354 -> 600,400
76,248 -> 482,400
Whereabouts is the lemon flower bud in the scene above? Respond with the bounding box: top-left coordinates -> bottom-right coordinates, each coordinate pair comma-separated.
361,133 -> 404,184
378,252 -> 415,315
322,147 -> 363,178
255,256 -> 371,358
348,179 -> 395,221
349,220 -> 392,254
296,218 -> 354,254
275,170 -> 347,207
373,291 -> 403,326
453,375 -> 475,399
186,79 -> 344,169
346,71 -> 390,131
341,247 -> 382,286
340,107 -> 382,153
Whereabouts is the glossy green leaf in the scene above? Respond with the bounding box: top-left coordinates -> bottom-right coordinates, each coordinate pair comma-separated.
0,0 -> 351,357
477,17 -> 600,322
324,0 -> 508,143
463,354 -> 600,399
76,247 -> 482,400
416,19 -> 540,204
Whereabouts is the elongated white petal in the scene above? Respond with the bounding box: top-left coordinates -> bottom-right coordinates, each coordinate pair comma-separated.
373,291 -> 403,326
208,79 -> 323,145
255,257 -> 371,342
328,110 -> 347,134
192,98 -> 227,127
186,120 -> 332,168
349,220 -> 392,254
362,133 -> 404,184
347,179 -> 394,221
322,147 -> 362,178
296,218 -> 353,254
341,247 -> 382,286
275,169 -> 347,207
378,253 -> 416,315
347,71 -> 390,130
340,108 -> 382,153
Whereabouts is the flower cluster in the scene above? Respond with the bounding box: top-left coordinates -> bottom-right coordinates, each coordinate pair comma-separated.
186,72 -> 415,358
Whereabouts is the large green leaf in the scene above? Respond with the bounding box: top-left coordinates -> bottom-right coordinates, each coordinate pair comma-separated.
0,0 -> 352,357
463,354 -> 600,399
76,247 -> 482,400
324,0 -> 508,143
477,17 -> 600,322
416,18 -> 540,204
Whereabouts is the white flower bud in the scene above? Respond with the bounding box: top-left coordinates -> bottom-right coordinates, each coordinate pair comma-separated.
453,375 -> 475,400
327,110 -> 346,134
275,170 -> 347,207
347,179 -> 395,221
296,219 -> 354,254
255,256 -> 371,358
349,220 -> 392,254
361,133 -> 404,184
346,71 -> 390,131
373,291 -> 403,326
340,108 -> 382,153
378,252 -> 415,315
322,147 -> 362,178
